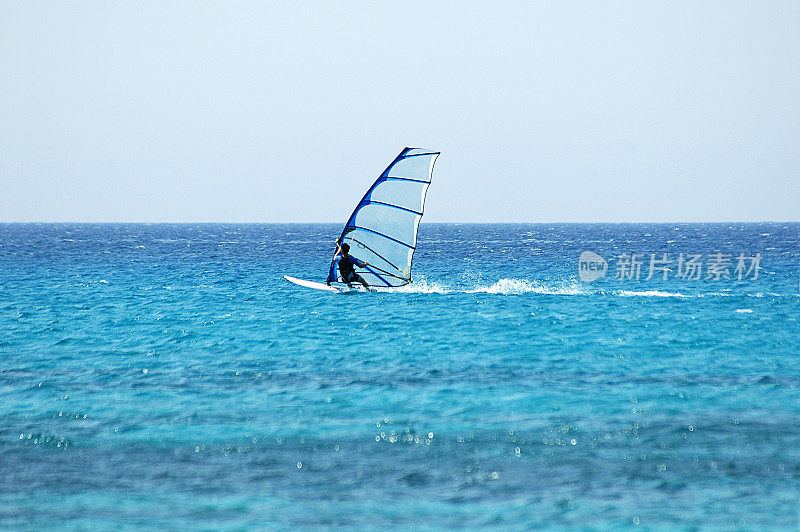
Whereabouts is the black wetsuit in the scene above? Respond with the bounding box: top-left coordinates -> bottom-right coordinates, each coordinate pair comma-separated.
338,254 -> 364,283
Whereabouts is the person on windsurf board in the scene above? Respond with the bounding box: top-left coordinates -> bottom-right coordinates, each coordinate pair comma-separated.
328,239 -> 372,290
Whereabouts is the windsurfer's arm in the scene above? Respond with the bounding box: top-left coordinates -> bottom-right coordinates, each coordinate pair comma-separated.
327,238 -> 343,286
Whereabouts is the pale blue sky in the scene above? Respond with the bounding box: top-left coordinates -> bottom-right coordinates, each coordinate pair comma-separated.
1,1 -> 798,222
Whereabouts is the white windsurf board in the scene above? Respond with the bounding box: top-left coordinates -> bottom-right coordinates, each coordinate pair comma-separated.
284,275 -> 368,293
284,275 -> 340,292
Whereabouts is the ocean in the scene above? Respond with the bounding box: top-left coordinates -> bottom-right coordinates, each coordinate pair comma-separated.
1,222 -> 798,529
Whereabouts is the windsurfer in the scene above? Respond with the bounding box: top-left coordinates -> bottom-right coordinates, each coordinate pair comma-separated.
328,239 -> 371,289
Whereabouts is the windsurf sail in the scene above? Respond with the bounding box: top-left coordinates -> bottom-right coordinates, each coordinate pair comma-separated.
326,147 -> 440,287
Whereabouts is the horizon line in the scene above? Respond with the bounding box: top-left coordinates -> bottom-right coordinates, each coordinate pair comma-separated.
0,220 -> 797,225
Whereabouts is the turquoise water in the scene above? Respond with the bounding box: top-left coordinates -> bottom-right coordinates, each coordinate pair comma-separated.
1,223 -> 799,529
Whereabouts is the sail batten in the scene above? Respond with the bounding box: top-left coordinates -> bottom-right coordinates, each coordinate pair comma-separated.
382,177 -> 430,184
351,226 -> 415,249
365,200 -> 423,216
326,147 -> 439,287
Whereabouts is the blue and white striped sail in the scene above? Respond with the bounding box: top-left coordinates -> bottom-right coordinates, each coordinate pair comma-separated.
327,147 -> 439,287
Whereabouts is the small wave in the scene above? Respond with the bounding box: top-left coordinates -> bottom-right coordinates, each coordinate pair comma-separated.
379,279 -> 798,299
467,279 -> 586,295
735,308 -> 753,313
377,278 -> 587,295
617,290 -> 690,298
384,279 -> 451,294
